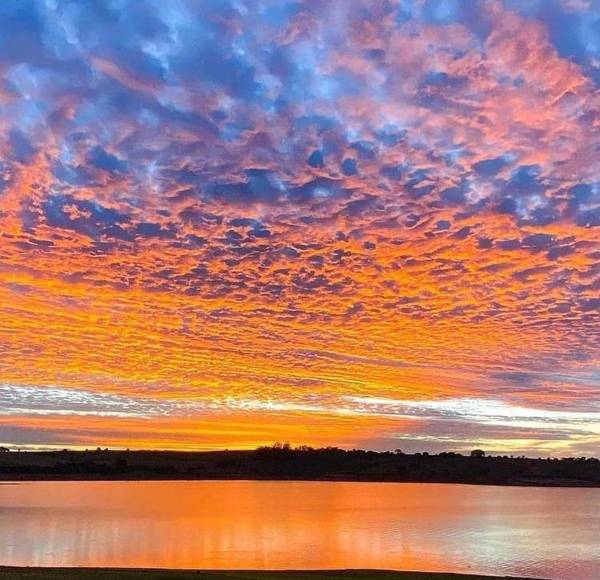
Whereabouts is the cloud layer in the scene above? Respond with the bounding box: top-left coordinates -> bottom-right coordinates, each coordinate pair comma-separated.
0,0 -> 599,454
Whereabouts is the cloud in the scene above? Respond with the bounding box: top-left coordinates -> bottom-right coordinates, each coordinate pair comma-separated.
345,395 -> 600,434
0,0 -> 598,454
0,384 -> 215,418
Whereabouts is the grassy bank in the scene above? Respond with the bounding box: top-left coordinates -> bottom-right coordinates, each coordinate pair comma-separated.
0,568 -> 538,580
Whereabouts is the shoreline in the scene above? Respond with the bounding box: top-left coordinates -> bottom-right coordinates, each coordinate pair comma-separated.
2,449 -> 598,488
0,568 -> 545,580
1,475 -> 599,488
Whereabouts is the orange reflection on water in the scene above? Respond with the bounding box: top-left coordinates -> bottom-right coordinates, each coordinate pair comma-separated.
1,481 -> 600,580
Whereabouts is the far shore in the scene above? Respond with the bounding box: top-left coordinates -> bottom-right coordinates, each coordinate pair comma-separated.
0,568 -> 544,580
1,447 -> 599,487
2,474 -> 599,488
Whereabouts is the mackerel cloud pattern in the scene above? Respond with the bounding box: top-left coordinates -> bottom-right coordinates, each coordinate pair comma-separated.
0,0 -> 599,454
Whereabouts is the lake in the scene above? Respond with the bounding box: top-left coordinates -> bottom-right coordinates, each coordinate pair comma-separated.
0,481 -> 598,579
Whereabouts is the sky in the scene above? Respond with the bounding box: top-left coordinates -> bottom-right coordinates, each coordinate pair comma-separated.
0,0 -> 599,456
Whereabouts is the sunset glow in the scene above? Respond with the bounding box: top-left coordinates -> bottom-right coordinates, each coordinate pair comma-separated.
1,0 -> 599,455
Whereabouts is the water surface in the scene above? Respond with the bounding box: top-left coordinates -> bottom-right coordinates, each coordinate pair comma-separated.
1,481 -> 598,579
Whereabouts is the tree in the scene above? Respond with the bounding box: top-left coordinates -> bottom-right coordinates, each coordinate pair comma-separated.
470,449 -> 485,458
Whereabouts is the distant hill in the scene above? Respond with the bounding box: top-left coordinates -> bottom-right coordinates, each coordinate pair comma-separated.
1,445 -> 599,487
